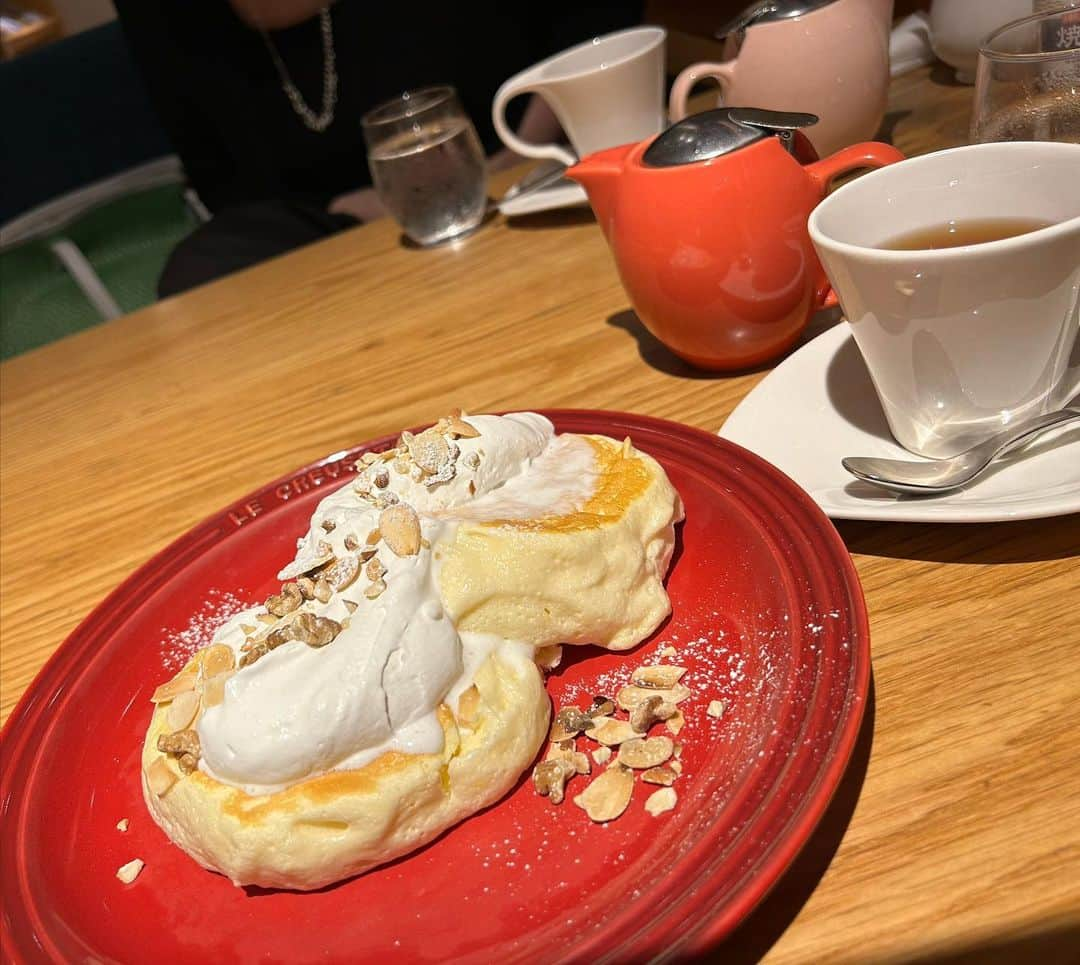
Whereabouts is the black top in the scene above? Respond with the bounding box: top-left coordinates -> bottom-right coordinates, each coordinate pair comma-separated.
113,2 -> 642,212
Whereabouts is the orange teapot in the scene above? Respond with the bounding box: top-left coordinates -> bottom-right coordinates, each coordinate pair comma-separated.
567,108 -> 904,370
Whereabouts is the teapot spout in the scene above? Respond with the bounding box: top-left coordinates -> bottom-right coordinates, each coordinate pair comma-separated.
567,143 -> 634,239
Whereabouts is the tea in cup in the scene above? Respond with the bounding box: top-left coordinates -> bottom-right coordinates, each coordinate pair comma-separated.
808,141 -> 1080,459
492,27 -> 666,167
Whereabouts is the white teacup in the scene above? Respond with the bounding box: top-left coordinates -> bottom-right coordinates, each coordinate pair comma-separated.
809,142 -> 1080,459
492,26 -> 666,167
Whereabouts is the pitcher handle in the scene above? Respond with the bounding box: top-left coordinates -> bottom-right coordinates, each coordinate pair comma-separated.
807,142 -> 906,309
669,61 -> 736,122
492,75 -> 577,167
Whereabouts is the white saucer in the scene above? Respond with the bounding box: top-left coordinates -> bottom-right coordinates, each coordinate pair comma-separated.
497,179 -> 588,217
719,322 -> 1080,523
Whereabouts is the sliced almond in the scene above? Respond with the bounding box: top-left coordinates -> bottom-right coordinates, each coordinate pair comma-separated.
588,718 -> 638,747
670,760 -> 683,774
407,428 -> 451,475
660,646 -> 678,659
707,699 -> 726,719
445,415 -> 480,439
645,786 -> 677,817
366,557 -> 387,582
314,578 -> 333,603
145,757 -> 177,796
616,683 -> 691,712
150,668 -> 196,703
642,765 -> 677,786
666,711 -> 686,736
365,579 -> 387,599
323,556 -> 360,591
617,736 -> 674,769
165,690 -> 200,731
631,665 -> 687,689
116,818 -> 129,832
200,644 -> 235,678
116,858 -> 144,884
592,746 -> 612,766
201,672 -> 230,709
379,504 -> 421,557
573,765 -> 634,823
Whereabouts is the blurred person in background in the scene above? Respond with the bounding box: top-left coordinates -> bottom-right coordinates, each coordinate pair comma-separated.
113,0 -> 642,295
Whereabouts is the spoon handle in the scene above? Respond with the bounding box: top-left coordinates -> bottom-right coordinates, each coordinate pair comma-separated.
993,405 -> 1080,461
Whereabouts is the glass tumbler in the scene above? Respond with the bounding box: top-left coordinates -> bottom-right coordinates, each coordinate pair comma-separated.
362,86 -> 487,247
971,4 -> 1080,143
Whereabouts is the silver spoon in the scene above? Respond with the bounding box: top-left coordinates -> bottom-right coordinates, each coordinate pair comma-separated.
842,403 -> 1080,495
493,159 -> 570,211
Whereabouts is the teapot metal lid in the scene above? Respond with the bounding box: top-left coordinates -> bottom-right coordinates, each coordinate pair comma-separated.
642,107 -> 818,168
715,0 -> 840,38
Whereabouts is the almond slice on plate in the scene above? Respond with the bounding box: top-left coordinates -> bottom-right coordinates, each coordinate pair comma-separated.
642,765 -> 677,786
617,736 -> 674,769
588,718 -> 638,747
616,683 -> 691,712
631,665 -> 687,689
116,858 -> 144,884
573,765 -> 634,823
645,786 -> 678,817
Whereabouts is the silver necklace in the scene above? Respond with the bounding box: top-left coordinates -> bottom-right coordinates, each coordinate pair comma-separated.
261,7 -> 338,133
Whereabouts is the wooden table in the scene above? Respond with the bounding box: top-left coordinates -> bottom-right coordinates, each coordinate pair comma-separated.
2,66 -> 1078,963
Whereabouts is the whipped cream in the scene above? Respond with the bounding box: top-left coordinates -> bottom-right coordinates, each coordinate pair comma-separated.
197,413 -> 596,794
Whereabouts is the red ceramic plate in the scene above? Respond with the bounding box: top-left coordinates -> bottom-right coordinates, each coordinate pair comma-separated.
1,411 -> 869,964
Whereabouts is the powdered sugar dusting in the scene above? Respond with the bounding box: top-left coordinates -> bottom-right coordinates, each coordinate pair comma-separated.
159,590 -> 249,671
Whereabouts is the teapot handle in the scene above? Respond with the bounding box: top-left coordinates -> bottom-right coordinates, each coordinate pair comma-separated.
807,142 -> 906,309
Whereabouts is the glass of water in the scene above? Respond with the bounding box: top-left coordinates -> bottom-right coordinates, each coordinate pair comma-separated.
363,86 -> 487,246
971,5 -> 1080,144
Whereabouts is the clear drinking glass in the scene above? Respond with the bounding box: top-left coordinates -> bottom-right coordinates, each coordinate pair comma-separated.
362,86 -> 487,246
971,5 -> 1080,143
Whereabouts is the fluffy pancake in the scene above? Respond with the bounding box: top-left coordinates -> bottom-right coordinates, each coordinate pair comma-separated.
437,434 -> 681,650
143,640 -> 548,890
